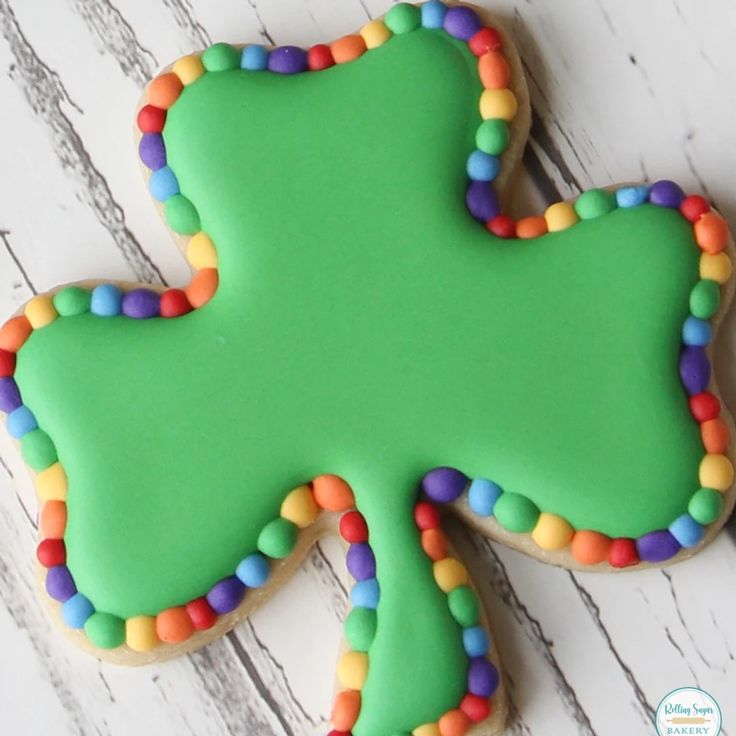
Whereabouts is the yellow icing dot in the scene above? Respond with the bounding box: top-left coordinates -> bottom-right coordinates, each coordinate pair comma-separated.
25,295 -> 57,329
186,232 -> 218,270
413,724 -> 441,736
360,19 -> 392,49
336,651 -> 369,690
280,484 -> 319,528
126,615 -> 159,652
545,201 -> 579,232
532,512 -> 574,550
433,557 -> 468,593
479,88 -> 518,121
36,463 -> 68,502
699,454 -> 734,492
699,252 -> 732,285
173,55 -> 205,86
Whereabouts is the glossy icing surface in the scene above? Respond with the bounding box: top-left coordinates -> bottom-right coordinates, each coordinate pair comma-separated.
14,27 -> 703,734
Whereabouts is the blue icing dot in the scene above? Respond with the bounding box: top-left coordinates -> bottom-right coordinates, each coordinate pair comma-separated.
236,553 -> 270,588
7,405 -> 37,439
421,0 -> 447,28
682,316 -> 712,346
62,593 -> 94,629
468,478 -> 502,517
467,150 -> 501,182
616,185 -> 650,208
241,45 -> 269,71
90,284 -> 122,317
350,578 -> 380,609
149,166 -> 180,202
463,626 -> 490,657
669,514 -> 705,548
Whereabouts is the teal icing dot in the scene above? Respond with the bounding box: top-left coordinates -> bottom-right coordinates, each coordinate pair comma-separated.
682,316 -> 712,346
350,578 -> 380,609
241,45 -> 269,71
475,119 -> 510,156
421,1 -> 447,29
669,514 -> 705,548
236,553 -> 270,587
616,185 -> 649,208
90,284 -> 122,317
467,150 -> 501,182
62,593 -> 95,629
7,405 -> 37,439
468,478 -> 502,517
150,166 -> 180,202
462,626 -> 490,657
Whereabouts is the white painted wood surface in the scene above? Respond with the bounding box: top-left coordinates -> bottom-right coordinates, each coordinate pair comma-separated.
0,1 -> 735,734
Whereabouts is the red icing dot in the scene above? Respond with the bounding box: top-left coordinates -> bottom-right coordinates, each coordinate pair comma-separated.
608,538 -> 639,568
308,44 -> 335,71
487,215 -> 516,239
0,348 -> 16,377
160,288 -> 193,318
689,392 -> 720,422
414,501 -> 441,531
460,693 -> 492,722
186,597 -> 218,630
326,732 -> 350,736
680,195 -> 710,223
137,104 -> 167,134
37,538 -> 66,568
339,510 -> 369,543
468,27 -> 503,56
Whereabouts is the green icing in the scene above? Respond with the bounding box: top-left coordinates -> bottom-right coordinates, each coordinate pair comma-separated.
256,518 -> 297,558
688,487 -> 724,525
84,612 -> 125,649
165,194 -> 200,234
494,492 -> 540,533
201,43 -> 240,72
21,429 -> 57,470
12,28 -> 704,735
476,118 -> 509,155
345,607 -> 378,652
575,188 -> 616,220
53,287 -> 91,316
690,279 -> 720,318
447,586 -> 479,628
385,3 -> 421,34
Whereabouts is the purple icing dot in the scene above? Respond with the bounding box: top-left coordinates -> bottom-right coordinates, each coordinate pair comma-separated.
346,542 -> 376,581
422,467 -> 469,504
267,46 -> 308,74
122,289 -> 161,319
139,133 -> 167,170
679,346 -> 710,395
46,565 -> 77,603
467,657 -> 500,697
444,6 -> 482,40
636,529 -> 681,563
206,576 -> 246,614
466,181 -> 500,222
0,376 -> 22,413
648,180 -> 685,208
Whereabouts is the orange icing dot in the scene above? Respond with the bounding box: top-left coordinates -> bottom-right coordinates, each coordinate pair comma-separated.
571,530 -> 612,565
515,216 -> 548,239
694,212 -> 729,254
148,73 -> 184,110
331,34 -> 367,64
331,690 -> 361,731
185,268 -> 218,308
156,606 -> 195,643
421,528 -> 448,561
701,418 -> 730,454
478,51 -> 511,89
39,500 -> 67,539
312,474 -> 355,511
438,708 -> 471,736
0,315 -> 32,352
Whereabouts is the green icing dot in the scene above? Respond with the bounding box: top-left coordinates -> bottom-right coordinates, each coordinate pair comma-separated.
165,194 -> 201,235
384,3 -> 421,34
257,517 -> 298,559
689,279 -> 720,319
21,429 -> 57,471
202,43 -> 241,72
475,119 -> 510,156
53,287 -> 91,317
493,492 -> 540,532
84,612 -> 125,649
447,585 -> 479,627
688,487 -> 724,525
574,189 -> 617,220
344,607 -> 377,652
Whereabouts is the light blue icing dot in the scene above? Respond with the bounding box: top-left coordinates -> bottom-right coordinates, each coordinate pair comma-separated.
421,0 -> 447,28
467,150 -> 501,182
62,593 -> 95,629
468,478 -> 502,517
669,514 -> 705,548
463,625 -> 490,657
350,578 -> 380,609
90,284 -> 122,317
7,405 -> 38,439
241,45 -> 269,71
149,166 -> 180,202
682,316 -> 712,346
616,185 -> 650,208
236,553 -> 271,588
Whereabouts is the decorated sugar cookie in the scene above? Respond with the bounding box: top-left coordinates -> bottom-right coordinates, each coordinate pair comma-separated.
1,2 -> 734,734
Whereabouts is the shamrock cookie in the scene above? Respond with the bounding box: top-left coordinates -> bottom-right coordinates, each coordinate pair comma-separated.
1,2 -> 734,734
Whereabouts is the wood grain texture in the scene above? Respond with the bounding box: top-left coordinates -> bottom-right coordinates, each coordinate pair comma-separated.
0,1 -> 734,735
